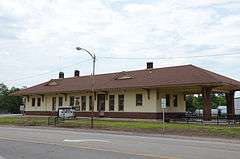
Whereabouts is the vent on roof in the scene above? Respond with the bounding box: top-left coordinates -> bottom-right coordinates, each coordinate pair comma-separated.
117,75 -> 134,80
46,80 -> 58,86
115,72 -> 134,80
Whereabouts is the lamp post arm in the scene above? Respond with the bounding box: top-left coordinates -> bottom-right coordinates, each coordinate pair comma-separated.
80,48 -> 95,59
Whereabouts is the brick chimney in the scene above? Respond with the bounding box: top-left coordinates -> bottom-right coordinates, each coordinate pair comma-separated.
74,70 -> 80,77
147,62 -> 153,69
59,72 -> 64,79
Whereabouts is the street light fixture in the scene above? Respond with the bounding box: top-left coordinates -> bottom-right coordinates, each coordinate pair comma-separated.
76,47 -> 96,128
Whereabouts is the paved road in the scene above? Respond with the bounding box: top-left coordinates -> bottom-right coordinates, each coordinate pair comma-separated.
0,126 -> 239,159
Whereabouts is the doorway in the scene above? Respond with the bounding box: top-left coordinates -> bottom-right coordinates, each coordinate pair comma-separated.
97,94 -> 105,111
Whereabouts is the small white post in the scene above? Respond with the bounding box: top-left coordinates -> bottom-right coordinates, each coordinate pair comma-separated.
161,98 -> 167,135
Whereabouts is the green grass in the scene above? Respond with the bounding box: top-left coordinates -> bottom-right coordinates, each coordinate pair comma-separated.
0,116 -> 48,126
0,116 -> 240,138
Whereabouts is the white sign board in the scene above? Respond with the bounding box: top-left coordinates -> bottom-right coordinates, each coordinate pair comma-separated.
58,108 -> 75,119
161,98 -> 167,109
20,105 -> 25,111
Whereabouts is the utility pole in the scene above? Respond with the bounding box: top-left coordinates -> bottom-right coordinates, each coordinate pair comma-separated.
76,47 -> 96,128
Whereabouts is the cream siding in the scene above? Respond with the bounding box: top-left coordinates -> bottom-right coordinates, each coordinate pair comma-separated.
25,89 -> 186,113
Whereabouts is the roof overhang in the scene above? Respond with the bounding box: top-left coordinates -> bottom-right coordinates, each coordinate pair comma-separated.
11,82 -> 240,96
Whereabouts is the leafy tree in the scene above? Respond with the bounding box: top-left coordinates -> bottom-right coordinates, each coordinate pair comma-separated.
186,93 -> 226,112
0,83 -> 22,113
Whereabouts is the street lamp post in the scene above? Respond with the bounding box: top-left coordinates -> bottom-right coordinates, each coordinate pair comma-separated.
76,47 -> 96,128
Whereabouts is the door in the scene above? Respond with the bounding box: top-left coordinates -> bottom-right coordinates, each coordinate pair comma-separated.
52,97 -> 56,111
97,94 -> 105,111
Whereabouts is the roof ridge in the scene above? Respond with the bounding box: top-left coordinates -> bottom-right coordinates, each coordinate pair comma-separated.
53,64 -> 193,80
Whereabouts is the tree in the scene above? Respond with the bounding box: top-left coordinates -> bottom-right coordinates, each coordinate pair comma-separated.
0,83 -> 22,113
186,93 -> 226,112
186,95 -> 203,112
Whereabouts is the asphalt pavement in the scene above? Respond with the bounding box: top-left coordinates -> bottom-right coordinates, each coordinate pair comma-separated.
0,126 -> 239,159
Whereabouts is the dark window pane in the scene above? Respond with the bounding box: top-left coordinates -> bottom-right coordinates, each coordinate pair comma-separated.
173,95 -> 178,107
118,95 -> 124,111
97,94 -> 105,111
32,98 -> 35,107
89,96 -> 93,111
52,97 -> 56,111
109,95 -> 115,111
37,98 -> 41,107
69,96 -> 74,106
58,97 -> 63,107
166,94 -> 170,107
136,94 -> 143,106
81,96 -> 86,111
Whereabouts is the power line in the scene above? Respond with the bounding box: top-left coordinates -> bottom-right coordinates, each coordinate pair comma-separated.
5,59 -> 91,83
98,52 -> 240,60
4,51 -> 240,83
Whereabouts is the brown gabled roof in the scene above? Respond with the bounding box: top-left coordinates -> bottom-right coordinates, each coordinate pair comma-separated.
12,64 -> 240,95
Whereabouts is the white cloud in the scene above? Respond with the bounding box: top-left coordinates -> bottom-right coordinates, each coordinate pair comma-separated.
0,0 -> 240,92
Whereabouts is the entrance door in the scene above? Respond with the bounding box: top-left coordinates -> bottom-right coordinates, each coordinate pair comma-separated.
97,94 -> 105,111
52,97 -> 56,111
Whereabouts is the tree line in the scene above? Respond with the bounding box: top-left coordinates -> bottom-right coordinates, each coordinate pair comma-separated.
0,83 -> 22,114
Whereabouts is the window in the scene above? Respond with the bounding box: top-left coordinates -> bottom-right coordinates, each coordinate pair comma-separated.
89,96 -> 93,111
81,96 -> 86,111
32,98 -> 35,107
173,95 -> 178,107
37,98 -> 41,107
136,94 -> 143,106
118,95 -> 124,111
109,95 -> 115,111
58,97 -> 63,107
52,97 -> 56,111
166,94 -> 170,107
69,96 -> 74,106
75,97 -> 80,107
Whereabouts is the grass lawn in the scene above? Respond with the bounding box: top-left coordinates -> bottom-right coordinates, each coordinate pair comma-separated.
0,116 -> 240,139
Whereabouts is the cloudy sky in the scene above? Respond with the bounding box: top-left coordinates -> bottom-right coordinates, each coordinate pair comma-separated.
0,0 -> 240,96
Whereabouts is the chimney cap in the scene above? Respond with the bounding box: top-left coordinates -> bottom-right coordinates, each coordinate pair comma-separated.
74,70 -> 80,77
59,72 -> 64,79
147,62 -> 153,69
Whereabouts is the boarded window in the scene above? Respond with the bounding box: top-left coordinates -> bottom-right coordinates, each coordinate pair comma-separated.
69,96 -> 74,106
136,94 -> 143,106
173,95 -> 178,107
32,98 -> 35,107
81,96 -> 86,111
58,97 -> 63,107
118,95 -> 124,111
37,98 -> 41,107
166,94 -> 170,107
89,96 -> 93,111
109,95 -> 115,111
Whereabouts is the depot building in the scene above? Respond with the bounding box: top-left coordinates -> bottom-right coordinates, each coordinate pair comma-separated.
12,63 -> 240,120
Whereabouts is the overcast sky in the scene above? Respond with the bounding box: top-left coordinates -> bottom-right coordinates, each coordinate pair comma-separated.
0,0 -> 240,96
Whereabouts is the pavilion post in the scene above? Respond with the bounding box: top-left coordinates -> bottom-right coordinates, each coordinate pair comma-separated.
226,91 -> 235,120
202,87 -> 212,121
